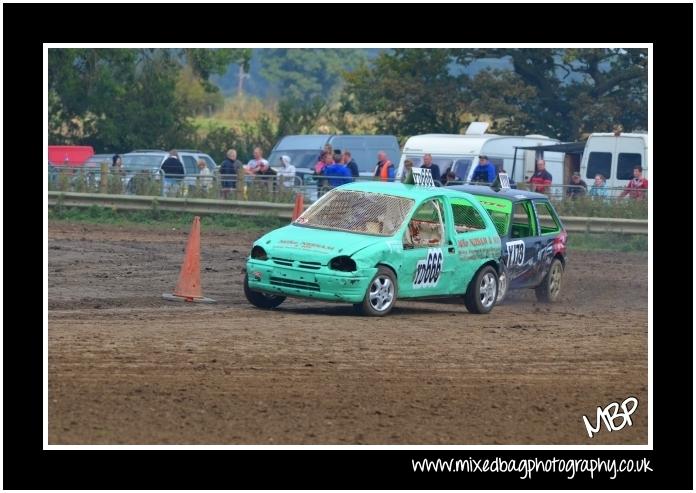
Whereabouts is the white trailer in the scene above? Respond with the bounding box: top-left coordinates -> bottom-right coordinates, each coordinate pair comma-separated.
395,122 -> 565,185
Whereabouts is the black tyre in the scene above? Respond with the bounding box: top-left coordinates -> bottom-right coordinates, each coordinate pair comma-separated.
535,258 -> 563,303
243,275 -> 286,309
495,264 -> 508,305
356,266 -> 397,316
464,265 -> 498,314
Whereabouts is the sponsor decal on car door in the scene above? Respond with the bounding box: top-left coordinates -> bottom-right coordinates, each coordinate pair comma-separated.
412,247 -> 443,288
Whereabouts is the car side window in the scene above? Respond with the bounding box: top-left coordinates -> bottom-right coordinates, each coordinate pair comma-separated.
404,199 -> 444,248
450,198 -> 486,233
182,155 -> 198,174
535,201 -> 561,235
511,201 -> 536,238
200,156 -> 216,171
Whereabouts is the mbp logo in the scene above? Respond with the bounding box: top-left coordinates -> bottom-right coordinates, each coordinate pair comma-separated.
582,396 -> 638,438
413,248 -> 443,288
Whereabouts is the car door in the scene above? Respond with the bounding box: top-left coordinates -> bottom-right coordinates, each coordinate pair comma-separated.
532,199 -> 566,283
399,198 -> 454,297
181,154 -> 199,187
505,199 -> 542,288
447,196 -> 498,295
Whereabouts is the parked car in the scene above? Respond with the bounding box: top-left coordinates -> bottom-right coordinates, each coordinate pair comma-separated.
447,184 -> 567,303
244,181 -> 503,316
121,150 -> 217,193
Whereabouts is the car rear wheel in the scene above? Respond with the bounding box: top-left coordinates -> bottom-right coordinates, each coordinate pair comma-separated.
244,275 -> 286,309
495,265 -> 508,305
356,267 -> 397,316
464,265 -> 498,314
535,258 -> 563,303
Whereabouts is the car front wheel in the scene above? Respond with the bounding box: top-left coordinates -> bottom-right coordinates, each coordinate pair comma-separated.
244,275 -> 286,309
464,265 -> 498,314
356,267 -> 397,316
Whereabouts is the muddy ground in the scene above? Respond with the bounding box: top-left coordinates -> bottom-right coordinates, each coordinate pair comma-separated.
48,221 -> 648,444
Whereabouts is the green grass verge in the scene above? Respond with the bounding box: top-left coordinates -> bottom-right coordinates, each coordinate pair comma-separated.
49,205 -> 288,232
569,232 -> 647,252
50,206 -> 647,252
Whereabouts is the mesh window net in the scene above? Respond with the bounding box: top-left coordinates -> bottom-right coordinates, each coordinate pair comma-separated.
295,189 -> 414,236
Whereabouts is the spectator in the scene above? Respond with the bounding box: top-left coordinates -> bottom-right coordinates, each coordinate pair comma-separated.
374,151 -> 395,182
566,172 -> 587,199
255,160 -> 277,177
589,174 -> 609,199
161,149 -> 184,177
343,150 -> 359,178
219,149 -> 242,196
529,159 -> 552,193
620,165 -> 648,200
441,166 -> 457,186
315,151 -> 333,196
314,150 -> 329,175
420,153 -> 441,182
197,159 -> 212,193
251,160 -> 277,195
245,147 -> 269,175
471,155 -> 496,184
276,155 -> 296,188
324,157 -> 352,187
401,159 -> 414,183
111,154 -> 124,180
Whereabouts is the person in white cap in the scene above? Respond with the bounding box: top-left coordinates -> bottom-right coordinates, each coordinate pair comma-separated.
276,155 -> 296,188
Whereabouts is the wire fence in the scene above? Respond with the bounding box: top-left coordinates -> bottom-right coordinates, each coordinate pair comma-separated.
47,165 -> 648,219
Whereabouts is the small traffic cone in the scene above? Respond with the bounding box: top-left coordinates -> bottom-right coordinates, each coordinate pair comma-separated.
162,216 -> 215,303
291,192 -> 304,221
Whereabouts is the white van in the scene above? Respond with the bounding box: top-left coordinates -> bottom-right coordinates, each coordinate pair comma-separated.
578,133 -> 648,192
395,122 -> 565,185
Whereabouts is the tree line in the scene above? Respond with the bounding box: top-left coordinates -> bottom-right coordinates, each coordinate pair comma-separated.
48,48 -> 647,160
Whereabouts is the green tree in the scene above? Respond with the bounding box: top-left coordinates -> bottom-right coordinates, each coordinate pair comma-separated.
48,48 -> 246,152
258,49 -> 368,101
454,48 -> 648,139
342,49 -> 467,138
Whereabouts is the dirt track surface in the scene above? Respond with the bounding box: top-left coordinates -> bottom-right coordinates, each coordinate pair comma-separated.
48,221 -> 648,445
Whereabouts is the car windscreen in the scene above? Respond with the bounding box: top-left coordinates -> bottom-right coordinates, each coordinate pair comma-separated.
267,150 -> 320,170
472,195 -> 513,236
121,155 -> 163,171
295,189 -> 414,237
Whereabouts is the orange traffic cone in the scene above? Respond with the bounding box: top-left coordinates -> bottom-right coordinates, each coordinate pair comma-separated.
162,216 -> 215,303
291,192 -> 304,221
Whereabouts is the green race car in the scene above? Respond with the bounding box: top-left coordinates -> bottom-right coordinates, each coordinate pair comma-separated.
244,181 -> 503,316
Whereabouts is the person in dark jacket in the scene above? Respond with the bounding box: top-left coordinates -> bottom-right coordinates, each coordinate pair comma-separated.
343,150 -> 359,178
161,150 -> 184,177
420,153 -> 441,182
566,172 -> 587,199
219,149 -> 242,198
